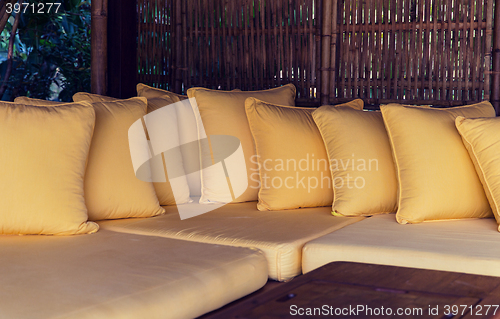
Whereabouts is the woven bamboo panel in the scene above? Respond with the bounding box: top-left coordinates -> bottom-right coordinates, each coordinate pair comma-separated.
137,0 -> 175,91
325,0 -> 495,108
137,0 -> 322,105
137,0 -> 497,108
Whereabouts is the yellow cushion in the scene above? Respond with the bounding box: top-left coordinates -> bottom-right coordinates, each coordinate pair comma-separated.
302,214 -> 500,277
0,101 -> 98,235
245,98 -> 362,210
16,96 -> 182,206
456,116 -> 500,232
312,105 -> 397,216
0,229 -> 267,319
187,84 -> 296,203
136,83 -> 187,113
99,201 -> 364,281
141,102 -> 192,206
75,92 -> 191,206
72,92 -> 118,103
137,84 -> 202,198
14,97 -> 67,105
381,102 -> 495,223
72,95 -> 165,220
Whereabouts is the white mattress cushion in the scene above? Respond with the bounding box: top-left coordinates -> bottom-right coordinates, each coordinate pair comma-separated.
0,229 -> 267,319
303,214 -> 500,277
99,202 -> 363,281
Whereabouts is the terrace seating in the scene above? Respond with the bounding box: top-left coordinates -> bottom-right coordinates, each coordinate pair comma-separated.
4,88 -> 500,319
99,201 -> 363,281
302,214 -> 500,277
0,229 -> 267,319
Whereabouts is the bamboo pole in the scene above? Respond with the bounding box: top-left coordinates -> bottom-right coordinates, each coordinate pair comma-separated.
492,0 -> 500,115
91,0 -> 108,95
174,0 -> 182,93
320,0 -> 332,105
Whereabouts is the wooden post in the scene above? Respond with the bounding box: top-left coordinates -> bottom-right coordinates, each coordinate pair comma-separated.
329,0 -> 339,105
174,0 -> 183,93
320,0 -> 333,105
107,0 -> 137,98
491,0 -> 500,115
91,0 -> 107,95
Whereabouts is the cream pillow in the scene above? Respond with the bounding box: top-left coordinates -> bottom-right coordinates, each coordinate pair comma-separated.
14,97 -> 70,105
312,105 -> 397,216
245,98 -> 363,210
71,92 -> 118,102
72,92 -> 191,207
71,95 -> 165,220
456,116 -> 500,231
136,83 -> 187,113
381,102 -> 495,224
137,84 -> 201,198
0,101 -> 98,235
187,84 -> 296,203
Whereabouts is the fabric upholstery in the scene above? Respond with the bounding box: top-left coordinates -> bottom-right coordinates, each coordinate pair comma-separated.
0,229 -> 267,319
73,92 -> 191,206
15,95 -> 172,211
14,97 -> 68,105
0,101 -> 98,235
72,92 -> 119,103
99,202 -> 363,281
381,102 -> 495,223
136,83 -> 187,113
187,84 -> 296,203
72,95 -> 165,220
456,116 -> 500,232
312,105 -> 397,216
245,98 -> 362,210
302,214 -> 500,277
137,84 -> 202,198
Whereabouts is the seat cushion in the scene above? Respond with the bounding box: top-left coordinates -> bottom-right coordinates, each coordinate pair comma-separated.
302,214 -> 500,277
99,202 -> 363,281
0,229 -> 267,319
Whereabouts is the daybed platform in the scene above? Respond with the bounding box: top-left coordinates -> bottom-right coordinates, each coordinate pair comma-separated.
303,214 -> 500,277
0,229 -> 267,319
99,202 -> 363,281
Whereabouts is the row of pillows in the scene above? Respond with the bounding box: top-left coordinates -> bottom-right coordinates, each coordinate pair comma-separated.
5,92 -> 170,235
6,82 -> 500,235
183,86 -> 500,231
6,84 -> 296,235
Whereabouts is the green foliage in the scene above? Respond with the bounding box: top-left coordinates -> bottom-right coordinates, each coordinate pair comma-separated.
0,0 -> 90,101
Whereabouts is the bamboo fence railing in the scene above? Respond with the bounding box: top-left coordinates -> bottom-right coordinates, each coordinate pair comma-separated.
136,0 -> 500,110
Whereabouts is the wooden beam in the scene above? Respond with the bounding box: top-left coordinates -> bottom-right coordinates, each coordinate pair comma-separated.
107,0 -> 137,99
91,0 -> 107,95
173,0 -> 183,93
492,0 -> 500,115
320,0 -> 332,105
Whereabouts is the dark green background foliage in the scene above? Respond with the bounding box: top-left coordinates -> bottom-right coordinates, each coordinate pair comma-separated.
0,0 -> 90,101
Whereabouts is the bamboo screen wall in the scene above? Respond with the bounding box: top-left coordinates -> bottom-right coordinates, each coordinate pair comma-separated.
138,0 -> 497,108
